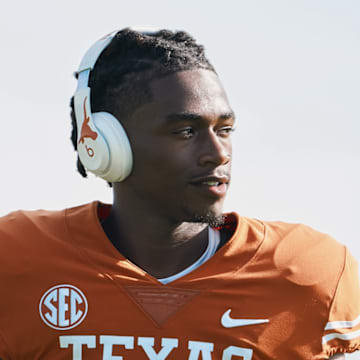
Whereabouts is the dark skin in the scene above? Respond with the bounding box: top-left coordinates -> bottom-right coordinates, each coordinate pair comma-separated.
102,69 -> 234,279
101,69 -> 345,360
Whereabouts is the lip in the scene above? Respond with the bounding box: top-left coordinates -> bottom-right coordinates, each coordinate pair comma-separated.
190,174 -> 230,185
189,174 -> 230,197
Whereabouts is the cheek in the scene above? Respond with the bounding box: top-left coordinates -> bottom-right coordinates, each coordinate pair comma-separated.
131,139 -> 192,179
127,154 -> 188,203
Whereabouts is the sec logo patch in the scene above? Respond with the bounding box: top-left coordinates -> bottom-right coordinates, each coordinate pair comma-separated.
39,284 -> 88,330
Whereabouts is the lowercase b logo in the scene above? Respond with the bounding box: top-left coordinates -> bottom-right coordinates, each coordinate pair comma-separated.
78,96 -> 97,158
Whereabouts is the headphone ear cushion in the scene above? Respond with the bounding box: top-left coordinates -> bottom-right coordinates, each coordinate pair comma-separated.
92,112 -> 133,182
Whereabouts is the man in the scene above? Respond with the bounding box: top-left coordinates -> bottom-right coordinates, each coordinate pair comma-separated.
0,28 -> 359,359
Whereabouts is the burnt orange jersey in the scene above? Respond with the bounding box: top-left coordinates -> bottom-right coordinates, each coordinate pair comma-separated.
0,202 -> 359,359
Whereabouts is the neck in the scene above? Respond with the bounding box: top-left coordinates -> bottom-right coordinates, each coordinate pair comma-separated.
102,193 -> 209,279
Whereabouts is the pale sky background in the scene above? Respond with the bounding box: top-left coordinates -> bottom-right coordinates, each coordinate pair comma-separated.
1,1 -> 359,357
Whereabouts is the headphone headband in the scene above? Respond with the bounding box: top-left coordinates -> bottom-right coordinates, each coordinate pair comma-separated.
77,31 -> 117,74
77,27 -> 160,74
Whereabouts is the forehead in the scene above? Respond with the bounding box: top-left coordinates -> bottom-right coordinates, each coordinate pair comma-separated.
150,69 -> 231,116
129,69 -> 233,125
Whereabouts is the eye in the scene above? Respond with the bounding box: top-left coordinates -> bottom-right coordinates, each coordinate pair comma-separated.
173,127 -> 195,139
216,126 -> 235,137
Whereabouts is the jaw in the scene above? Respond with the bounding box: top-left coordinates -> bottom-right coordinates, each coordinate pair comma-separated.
189,211 -> 225,227
181,196 -> 226,227
112,177 -> 228,227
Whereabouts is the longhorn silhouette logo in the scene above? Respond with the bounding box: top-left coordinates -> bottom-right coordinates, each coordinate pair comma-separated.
78,96 -> 98,144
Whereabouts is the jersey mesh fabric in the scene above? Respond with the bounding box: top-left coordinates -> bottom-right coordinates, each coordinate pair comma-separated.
0,201 -> 359,359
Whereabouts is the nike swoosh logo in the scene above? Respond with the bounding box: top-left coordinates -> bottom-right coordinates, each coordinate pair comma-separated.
221,309 -> 269,328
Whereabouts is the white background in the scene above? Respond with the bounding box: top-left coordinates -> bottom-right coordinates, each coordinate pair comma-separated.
1,1 -> 359,358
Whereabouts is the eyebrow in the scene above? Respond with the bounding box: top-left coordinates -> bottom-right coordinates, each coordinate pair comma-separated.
164,110 -> 236,124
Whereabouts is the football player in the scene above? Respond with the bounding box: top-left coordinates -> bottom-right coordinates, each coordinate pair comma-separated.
0,28 -> 359,359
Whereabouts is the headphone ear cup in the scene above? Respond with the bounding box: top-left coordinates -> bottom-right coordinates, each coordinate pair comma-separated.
92,112 -> 133,182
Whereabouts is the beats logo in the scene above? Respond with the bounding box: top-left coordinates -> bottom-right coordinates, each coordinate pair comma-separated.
39,284 -> 88,330
78,96 -> 98,158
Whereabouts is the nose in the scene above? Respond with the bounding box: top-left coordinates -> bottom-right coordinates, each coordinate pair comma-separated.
198,130 -> 231,167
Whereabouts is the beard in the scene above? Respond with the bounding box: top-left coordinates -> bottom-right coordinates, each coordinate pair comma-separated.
181,199 -> 226,227
189,211 -> 225,228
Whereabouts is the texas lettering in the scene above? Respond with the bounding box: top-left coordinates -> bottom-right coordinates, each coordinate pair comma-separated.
59,335 -> 254,360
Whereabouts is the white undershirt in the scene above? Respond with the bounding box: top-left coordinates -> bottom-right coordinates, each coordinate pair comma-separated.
157,227 -> 221,284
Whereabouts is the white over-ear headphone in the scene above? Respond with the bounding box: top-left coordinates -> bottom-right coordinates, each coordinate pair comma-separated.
74,28 -> 167,182
74,30 -> 138,182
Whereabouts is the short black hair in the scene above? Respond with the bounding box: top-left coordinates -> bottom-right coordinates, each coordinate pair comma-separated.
70,28 -> 216,180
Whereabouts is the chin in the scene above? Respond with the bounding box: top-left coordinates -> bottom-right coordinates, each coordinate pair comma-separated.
184,204 -> 225,227
191,212 -> 225,227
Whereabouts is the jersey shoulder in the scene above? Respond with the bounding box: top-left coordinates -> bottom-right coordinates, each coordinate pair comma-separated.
0,207 -> 66,243
0,203 -> 93,270
258,219 -> 346,290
